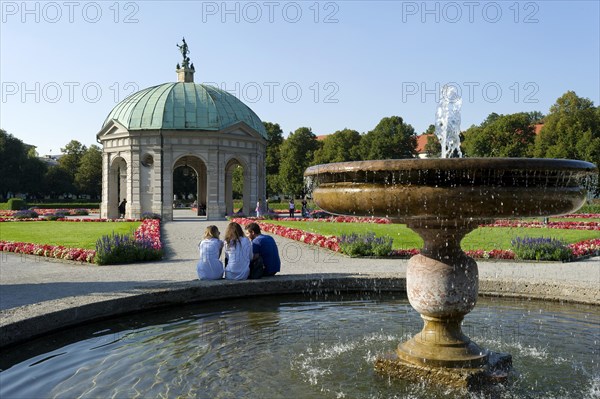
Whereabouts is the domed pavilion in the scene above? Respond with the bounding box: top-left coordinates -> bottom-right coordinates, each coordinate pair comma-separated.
97,41 -> 267,220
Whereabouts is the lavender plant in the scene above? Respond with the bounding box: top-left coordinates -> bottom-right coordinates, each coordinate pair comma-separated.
141,212 -> 161,220
511,236 -> 572,261
95,232 -> 162,265
339,232 -> 393,257
13,210 -> 38,219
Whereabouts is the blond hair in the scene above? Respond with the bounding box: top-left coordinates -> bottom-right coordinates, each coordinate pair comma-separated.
203,225 -> 220,240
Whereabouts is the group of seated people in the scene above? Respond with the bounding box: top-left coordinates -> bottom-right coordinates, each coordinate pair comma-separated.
196,222 -> 280,280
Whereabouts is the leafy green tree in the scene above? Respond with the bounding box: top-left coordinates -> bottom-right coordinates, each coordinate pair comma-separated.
279,127 -> 320,197
534,91 -> 600,194
312,129 -> 362,164
527,111 -> 545,124
232,165 -> 244,199
264,122 -> 284,196
75,145 -> 102,198
59,140 -> 87,179
534,91 -> 600,160
420,124 -> 441,158
21,154 -> 48,200
44,166 -> 75,198
360,116 -> 417,160
462,113 -> 536,157
0,129 -> 47,199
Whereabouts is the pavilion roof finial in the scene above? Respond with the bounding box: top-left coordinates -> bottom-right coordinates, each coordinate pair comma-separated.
176,37 -> 195,83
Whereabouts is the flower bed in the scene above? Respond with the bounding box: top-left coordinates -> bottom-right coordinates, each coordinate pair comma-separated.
232,217 -> 600,261
0,219 -> 162,264
483,220 -> 600,231
257,215 -> 392,224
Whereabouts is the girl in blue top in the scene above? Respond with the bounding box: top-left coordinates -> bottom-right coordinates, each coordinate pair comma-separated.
196,225 -> 224,280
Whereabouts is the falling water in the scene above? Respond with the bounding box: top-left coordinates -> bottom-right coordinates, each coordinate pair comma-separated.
435,85 -> 463,158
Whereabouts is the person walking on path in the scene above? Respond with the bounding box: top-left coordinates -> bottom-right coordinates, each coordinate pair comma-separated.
288,198 -> 295,218
196,225 -> 224,280
245,222 -> 281,277
223,222 -> 252,280
256,198 -> 263,218
118,199 -> 127,218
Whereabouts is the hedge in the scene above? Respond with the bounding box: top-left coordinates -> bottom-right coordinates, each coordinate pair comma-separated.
27,203 -> 100,209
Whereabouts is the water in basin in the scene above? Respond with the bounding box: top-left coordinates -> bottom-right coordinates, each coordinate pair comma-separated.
1,294 -> 598,398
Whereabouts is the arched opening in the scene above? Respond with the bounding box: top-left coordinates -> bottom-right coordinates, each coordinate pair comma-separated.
225,158 -> 249,216
173,155 -> 207,219
108,157 -> 127,219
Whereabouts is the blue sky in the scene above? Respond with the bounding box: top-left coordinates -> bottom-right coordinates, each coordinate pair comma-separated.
1,1 -> 599,155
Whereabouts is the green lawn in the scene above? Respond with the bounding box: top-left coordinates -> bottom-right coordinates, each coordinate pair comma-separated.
0,221 -> 141,249
264,220 -> 600,251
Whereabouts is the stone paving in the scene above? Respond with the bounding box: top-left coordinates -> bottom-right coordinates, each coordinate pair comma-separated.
0,212 -> 598,346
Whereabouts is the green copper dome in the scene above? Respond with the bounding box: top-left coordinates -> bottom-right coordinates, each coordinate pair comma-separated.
103,82 -> 267,138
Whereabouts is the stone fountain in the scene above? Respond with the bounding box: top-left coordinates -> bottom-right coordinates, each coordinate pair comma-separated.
304,86 -> 597,389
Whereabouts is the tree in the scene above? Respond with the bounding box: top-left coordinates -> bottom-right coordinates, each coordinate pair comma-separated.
462,113 -> 536,157
534,91 -> 600,194
312,129 -> 362,164
59,140 -> 87,179
0,129 -> 45,199
279,127 -> 320,197
75,145 -> 102,198
264,122 -> 284,197
534,91 -> 600,160
44,166 -> 75,198
527,111 -> 545,124
232,165 -> 244,199
421,124 -> 441,158
360,116 -> 417,160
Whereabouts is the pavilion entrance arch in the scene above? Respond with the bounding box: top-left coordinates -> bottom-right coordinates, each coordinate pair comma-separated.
225,157 -> 250,216
172,155 -> 208,217
107,156 -> 128,219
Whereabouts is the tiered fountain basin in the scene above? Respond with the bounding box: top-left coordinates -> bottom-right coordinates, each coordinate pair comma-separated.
304,158 -> 597,388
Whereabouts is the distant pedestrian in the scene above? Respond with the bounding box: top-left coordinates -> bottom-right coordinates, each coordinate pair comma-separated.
256,198 -> 263,218
301,197 -> 308,217
288,198 -> 295,218
118,199 -> 127,218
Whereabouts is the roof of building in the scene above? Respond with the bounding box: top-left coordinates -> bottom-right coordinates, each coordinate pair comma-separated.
416,134 -> 433,153
102,82 -> 267,139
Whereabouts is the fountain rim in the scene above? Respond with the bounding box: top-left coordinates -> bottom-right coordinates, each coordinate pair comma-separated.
304,158 -> 597,177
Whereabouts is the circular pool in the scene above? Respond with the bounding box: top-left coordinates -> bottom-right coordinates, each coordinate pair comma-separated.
1,294 -> 598,398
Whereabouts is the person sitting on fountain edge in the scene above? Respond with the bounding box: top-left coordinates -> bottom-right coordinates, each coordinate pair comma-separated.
245,222 -> 281,277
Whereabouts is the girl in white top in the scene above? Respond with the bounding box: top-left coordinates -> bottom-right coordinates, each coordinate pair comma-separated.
223,222 -> 253,280
196,225 -> 224,280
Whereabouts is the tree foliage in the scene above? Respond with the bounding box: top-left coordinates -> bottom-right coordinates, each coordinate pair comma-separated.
420,124 -> 441,158
279,127 -> 320,196
462,112 -> 537,157
360,116 -> 417,160
264,122 -> 284,196
44,166 -> 75,197
534,91 -> 600,160
59,140 -> 87,179
0,129 -> 47,199
75,145 -> 102,197
533,91 -> 600,194
312,129 -> 362,164
232,165 -> 244,200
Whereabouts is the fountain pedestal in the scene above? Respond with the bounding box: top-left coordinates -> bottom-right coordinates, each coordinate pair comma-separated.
375,220 -> 511,388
